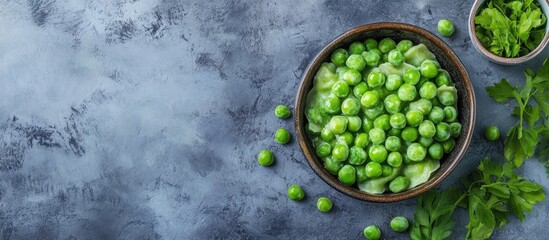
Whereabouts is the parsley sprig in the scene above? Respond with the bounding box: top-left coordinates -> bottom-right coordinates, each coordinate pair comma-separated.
410,158 -> 545,240
474,0 -> 547,58
486,58 -> 549,170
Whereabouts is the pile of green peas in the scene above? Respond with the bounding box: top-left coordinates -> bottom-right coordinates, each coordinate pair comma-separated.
305,37 -> 462,194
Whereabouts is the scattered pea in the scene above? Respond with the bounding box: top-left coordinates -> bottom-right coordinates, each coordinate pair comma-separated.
257,150 -> 274,166
316,197 -> 333,213
287,184 -> 305,201
485,126 -> 500,141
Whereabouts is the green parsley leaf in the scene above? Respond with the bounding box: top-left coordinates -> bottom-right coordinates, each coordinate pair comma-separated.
485,79 -> 517,103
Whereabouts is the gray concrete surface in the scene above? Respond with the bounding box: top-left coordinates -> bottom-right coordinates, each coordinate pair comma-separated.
0,0 -> 548,239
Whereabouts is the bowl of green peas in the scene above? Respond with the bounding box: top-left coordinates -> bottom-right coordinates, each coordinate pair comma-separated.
294,22 -> 476,202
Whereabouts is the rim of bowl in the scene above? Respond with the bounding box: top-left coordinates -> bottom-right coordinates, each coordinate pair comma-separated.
294,22 -> 476,202
468,0 -> 549,65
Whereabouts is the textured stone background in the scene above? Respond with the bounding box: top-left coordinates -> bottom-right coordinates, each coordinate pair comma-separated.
0,0 -> 548,239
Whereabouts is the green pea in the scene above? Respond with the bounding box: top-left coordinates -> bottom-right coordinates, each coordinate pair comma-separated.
324,156 -> 344,174
389,176 -> 410,193
349,146 -> 368,165
420,60 -> 439,78
362,50 -> 381,67
367,71 -> 386,89
385,74 -> 403,91
388,49 -> 404,66
329,116 -> 348,134
406,110 -> 424,127
363,117 -> 374,132
349,41 -> 366,55
331,81 -> 350,98
407,143 -> 427,162
361,91 -> 380,108
373,88 -> 389,100
331,48 -> 349,67
275,128 -> 291,144
419,136 -> 434,148
322,95 -> 341,114
338,165 -> 356,186
321,127 -> 335,142
390,216 -> 410,232
485,126 -> 500,141
428,106 -> 445,124
337,66 -> 349,74
369,128 -> 386,145
385,136 -> 401,152
316,197 -> 333,213
354,133 -> 370,148
287,184 -> 305,201
438,19 -> 455,37
346,54 -> 366,71
374,114 -> 391,131
384,94 -> 402,114
396,39 -> 413,53
379,38 -> 396,53
389,113 -> 407,129
337,132 -> 354,145
443,106 -> 458,122
364,38 -> 378,51
450,122 -> 462,138
442,139 -> 455,153
403,68 -> 421,85
419,81 -> 437,99
365,162 -> 383,178
315,142 -> 332,158
428,143 -> 444,160
382,165 -> 393,176
438,89 -> 456,106
434,122 -> 451,142
368,145 -> 388,163
364,225 -> 381,240
347,116 -> 362,132
332,143 -> 349,161
257,150 -> 275,166
418,120 -> 436,138
364,102 -> 385,120
353,82 -> 369,98
435,71 -> 451,87
356,165 -> 368,183
341,98 -> 361,116
398,84 -> 417,102
402,127 -> 419,142
274,105 -> 291,119
342,68 -> 362,86
388,128 -> 402,137
387,152 -> 403,167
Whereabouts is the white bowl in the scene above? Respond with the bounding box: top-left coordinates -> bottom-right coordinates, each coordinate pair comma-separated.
468,0 -> 549,65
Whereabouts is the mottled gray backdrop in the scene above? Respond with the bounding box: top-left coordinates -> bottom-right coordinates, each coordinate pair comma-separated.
0,0 -> 548,239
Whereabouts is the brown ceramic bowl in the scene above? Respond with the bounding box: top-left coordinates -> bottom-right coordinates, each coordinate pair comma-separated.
294,22 -> 476,202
